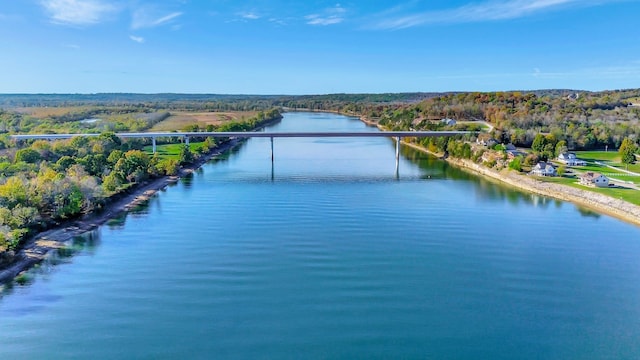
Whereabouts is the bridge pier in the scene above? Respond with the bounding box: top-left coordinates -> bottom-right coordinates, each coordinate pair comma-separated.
395,136 -> 401,174
270,136 -> 274,163
152,137 -> 157,154
185,136 -> 190,146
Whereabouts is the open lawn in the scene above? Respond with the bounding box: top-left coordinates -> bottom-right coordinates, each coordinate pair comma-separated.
143,142 -> 206,161
574,150 -> 640,172
537,175 -> 578,186
149,111 -> 257,132
575,150 -> 620,162
571,150 -> 640,183
539,175 -> 640,206
572,164 -> 640,185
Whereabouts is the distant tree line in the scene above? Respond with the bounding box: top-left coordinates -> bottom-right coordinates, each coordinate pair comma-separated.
371,90 -> 640,151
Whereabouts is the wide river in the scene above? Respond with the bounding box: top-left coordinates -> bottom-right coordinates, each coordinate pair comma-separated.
2,112 -> 640,359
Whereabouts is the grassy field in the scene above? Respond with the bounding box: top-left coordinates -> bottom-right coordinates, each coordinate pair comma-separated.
539,175 -> 640,206
573,150 -> 640,180
537,175 -> 578,186
149,111 -> 257,132
575,150 -> 620,162
143,142 -> 206,160
12,106 -> 93,118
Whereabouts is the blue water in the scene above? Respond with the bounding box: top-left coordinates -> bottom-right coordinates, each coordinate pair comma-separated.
2,112 -> 640,359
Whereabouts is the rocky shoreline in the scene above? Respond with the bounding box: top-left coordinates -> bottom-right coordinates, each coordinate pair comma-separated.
343,112 -> 640,226
393,125 -> 640,228
446,156 -> 640,227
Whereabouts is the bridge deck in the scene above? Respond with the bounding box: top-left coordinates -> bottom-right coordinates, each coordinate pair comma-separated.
10,131 -> 471,140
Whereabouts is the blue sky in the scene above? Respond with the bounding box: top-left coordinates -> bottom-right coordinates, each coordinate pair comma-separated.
1,0 -> 639,94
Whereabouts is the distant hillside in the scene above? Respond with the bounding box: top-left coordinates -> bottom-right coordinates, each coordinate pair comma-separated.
0,92 -> 439,108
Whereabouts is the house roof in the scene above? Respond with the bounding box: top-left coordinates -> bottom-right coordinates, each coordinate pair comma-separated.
580,172 -> 604,181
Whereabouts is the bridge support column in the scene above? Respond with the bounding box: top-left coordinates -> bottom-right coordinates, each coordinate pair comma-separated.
395,136 -> 401,174
185,136 -> 190,146
270,136 -> 274,162
152,137 -> 157,154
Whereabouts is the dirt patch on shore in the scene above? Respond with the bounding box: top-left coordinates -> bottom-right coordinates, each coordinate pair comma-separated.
150,111 -> 258,131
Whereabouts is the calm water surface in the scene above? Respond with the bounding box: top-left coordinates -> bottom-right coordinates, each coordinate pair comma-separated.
2,112 -> 640,359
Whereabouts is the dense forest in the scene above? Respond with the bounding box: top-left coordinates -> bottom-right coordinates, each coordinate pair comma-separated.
363,89 -> 640,151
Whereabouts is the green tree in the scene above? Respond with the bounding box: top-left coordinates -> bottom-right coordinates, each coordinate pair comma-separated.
55,156 -> 76,172
619,137 -> 637,168
14,148 -> 41,164
113,150 -> 151,183
556,165 -> 566,176
78,154 -> 107,176
508,156 -> 523,172
0,176 -> 29,208
555,140 -> 568,157
157,158 -> 180,175
179,145 -> 195,165
531,134 -> 546,152
102,172 -> 122,192
107,150 -> 124,166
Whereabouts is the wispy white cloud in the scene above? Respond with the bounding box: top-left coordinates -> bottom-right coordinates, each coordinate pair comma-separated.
269,17 -> 287,26
132,9 -> 183,29
306,4 -> 346,26
371,0 -> 623,29
40,0 -> 117,25
129,35 -> 145,43
239,12 -> 260,20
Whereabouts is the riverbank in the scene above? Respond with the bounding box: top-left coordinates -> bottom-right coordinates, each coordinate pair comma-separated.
355,114 -> 640,227
401,131 -> 640,227
0,117 -> 281,287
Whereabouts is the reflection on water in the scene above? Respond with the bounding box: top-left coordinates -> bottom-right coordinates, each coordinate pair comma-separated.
577,206 -> 602,219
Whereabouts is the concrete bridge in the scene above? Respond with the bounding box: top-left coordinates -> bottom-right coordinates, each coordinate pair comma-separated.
11,130 -> 472,173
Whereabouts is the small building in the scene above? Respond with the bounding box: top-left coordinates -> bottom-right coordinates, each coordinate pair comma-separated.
531,162 -> 557,177
558,152 -> 587,166
506,149 -> 527,159
441,118 -> 456,126
476,134 -> 498,147
579,172 -> 610,187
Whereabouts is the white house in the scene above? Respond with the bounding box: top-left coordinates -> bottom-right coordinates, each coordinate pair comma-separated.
531,162 -> 557,176
579,172 -> 610,187
558,152 -> 587,166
